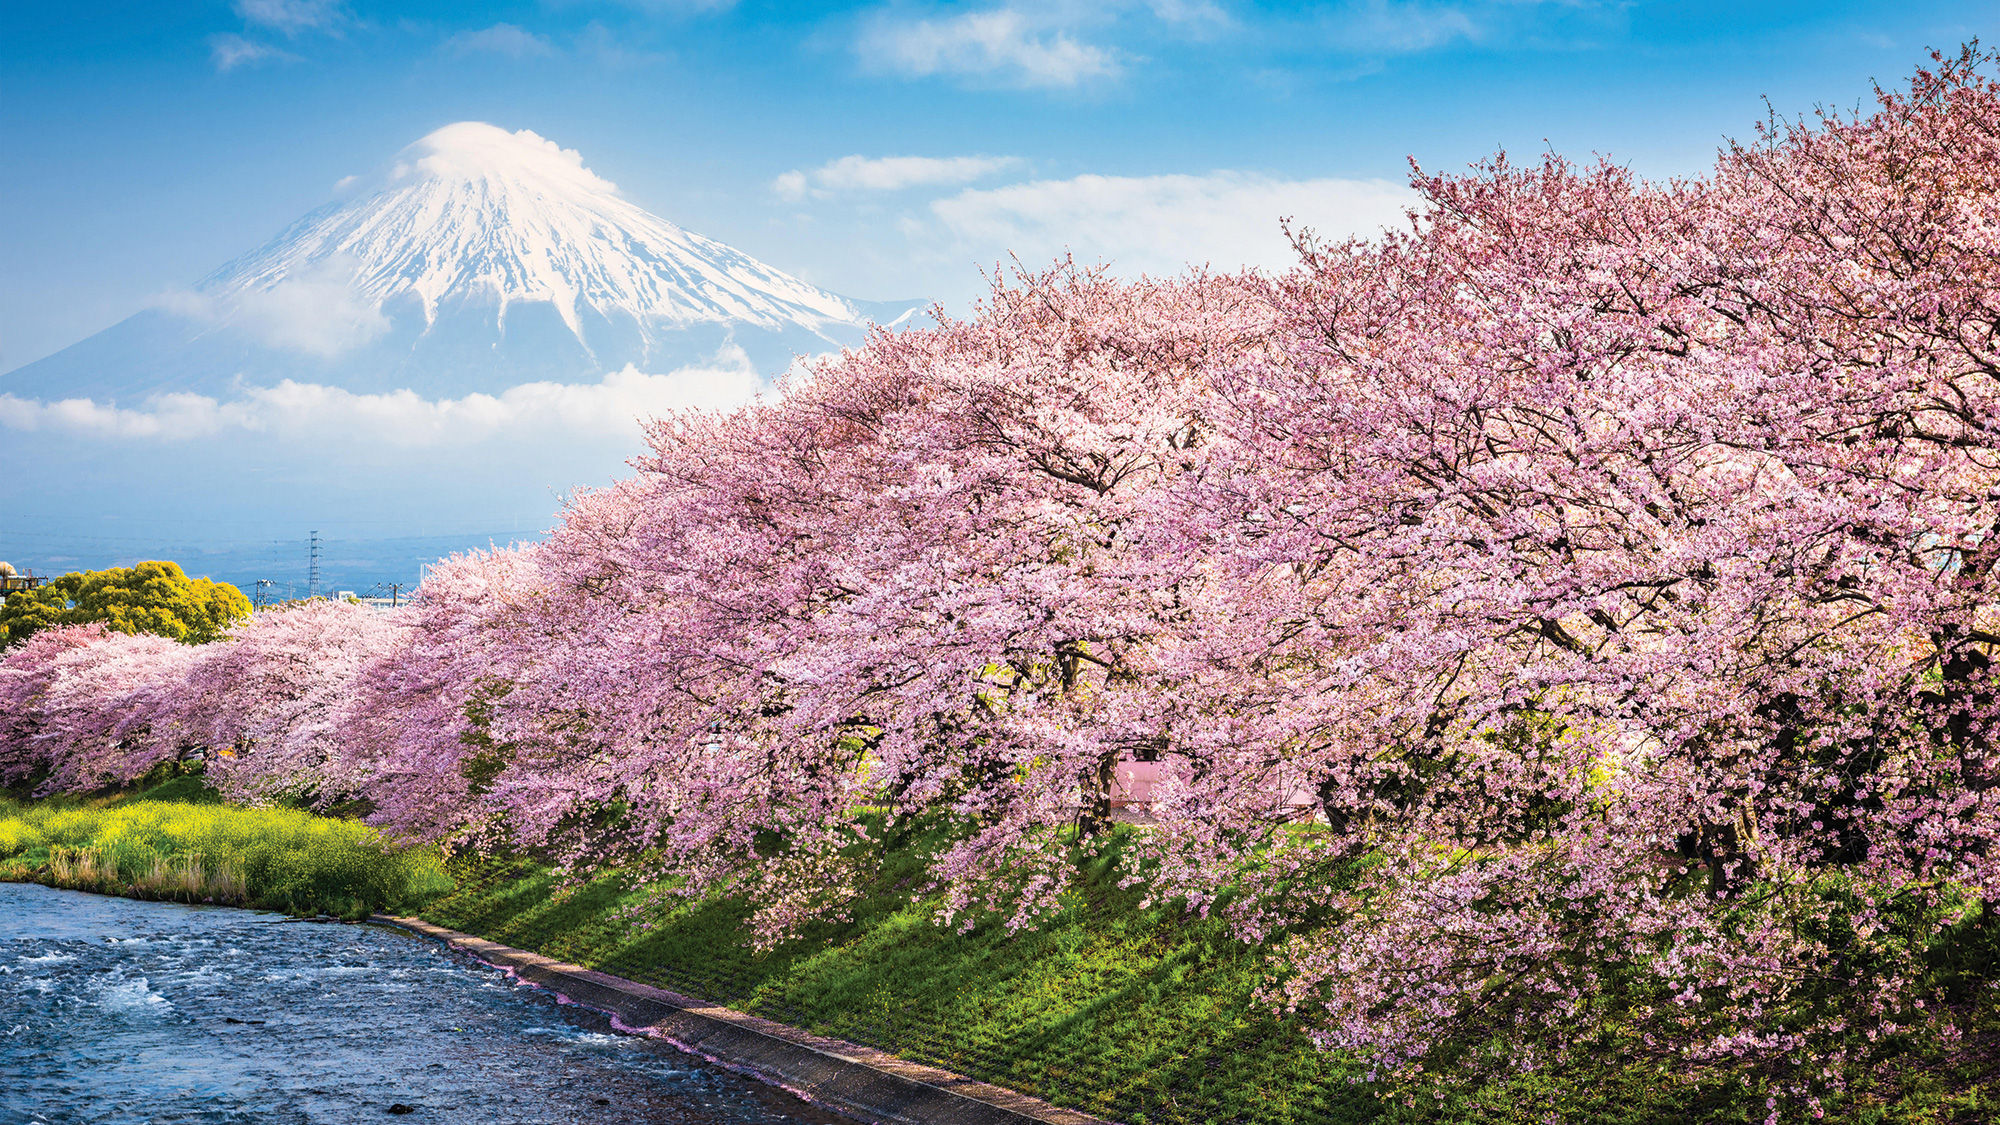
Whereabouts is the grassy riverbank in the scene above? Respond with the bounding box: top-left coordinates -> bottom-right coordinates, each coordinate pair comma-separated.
411,852 -> 1999,1125
419,842 -> 2000,1125
0,780 -> 452,918
422,847 -> 1378,1125
4,781 -> 1995,1124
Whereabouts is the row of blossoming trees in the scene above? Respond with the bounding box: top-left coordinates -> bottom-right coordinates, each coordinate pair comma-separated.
10,51 -> 2000,1097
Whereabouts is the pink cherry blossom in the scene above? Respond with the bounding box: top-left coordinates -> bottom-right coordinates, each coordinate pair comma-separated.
8,48 -> 2000,1106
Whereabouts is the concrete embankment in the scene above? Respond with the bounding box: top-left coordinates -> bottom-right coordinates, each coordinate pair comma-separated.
373,915 -> 1117,1125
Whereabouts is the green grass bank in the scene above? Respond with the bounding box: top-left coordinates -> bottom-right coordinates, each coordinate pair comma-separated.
3,781 -> 1996,1125
422,849 -> 1378,1125
0,779 -> 452,918
415,853 -> 2000,1125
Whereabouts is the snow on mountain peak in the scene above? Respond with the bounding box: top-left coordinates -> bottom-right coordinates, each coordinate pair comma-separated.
393,122 -> 619,198
202,122 -> 875,357
3,122 -> 922,404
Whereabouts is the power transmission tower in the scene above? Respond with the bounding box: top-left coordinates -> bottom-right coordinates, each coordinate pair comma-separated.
307,530 -> 321,600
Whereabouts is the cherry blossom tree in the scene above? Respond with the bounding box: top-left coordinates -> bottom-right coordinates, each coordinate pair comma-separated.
0,624 -> 114,786
453,263 -> 1274,937
11,48 -> 2000,1110
1121,45 -> 2000,1095
5,627 -> 200,793
173,598 -> 408,803
339,544 -> 553,842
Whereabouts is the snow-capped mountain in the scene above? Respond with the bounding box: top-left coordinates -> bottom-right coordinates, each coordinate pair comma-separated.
4,123 -> 922,401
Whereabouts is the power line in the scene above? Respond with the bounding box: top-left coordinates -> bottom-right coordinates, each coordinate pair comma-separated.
307,530 -> 321,600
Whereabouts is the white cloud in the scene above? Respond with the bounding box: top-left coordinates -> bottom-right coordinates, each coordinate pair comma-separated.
927,171 -> 1416,277
156,259 -> 389,358
0,350 -> 764,446
775,154 -> 1024,200
444,24 -> 558,59
773,170 -> 812,202
209,33 -> 299,71
393,123 -> 618,195
0,392 -> 245,442
1313,1 -> 1625,55
1326,0 -> 1480,52
548,0 -> 737,12
1146,0 -> 1231,29
233,0 -> 344,36
213,0 -> 342,72
573,20 -> 670,68
234,277 -> 391,358
856,7 -> 1121,89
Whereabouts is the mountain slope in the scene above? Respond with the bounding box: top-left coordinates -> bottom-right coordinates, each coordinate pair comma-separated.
3,123 -> 923,402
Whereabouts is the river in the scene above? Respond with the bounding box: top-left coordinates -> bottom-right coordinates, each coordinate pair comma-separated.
0,882 -> 851,1125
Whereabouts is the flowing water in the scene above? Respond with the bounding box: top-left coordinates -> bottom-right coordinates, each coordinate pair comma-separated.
0,882 -> 851,1125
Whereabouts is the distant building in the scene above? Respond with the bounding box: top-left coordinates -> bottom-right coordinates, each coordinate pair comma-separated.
0,561 -> 49,597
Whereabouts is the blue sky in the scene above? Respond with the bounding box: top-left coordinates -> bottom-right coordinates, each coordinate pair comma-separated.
3,1 -> 1991,372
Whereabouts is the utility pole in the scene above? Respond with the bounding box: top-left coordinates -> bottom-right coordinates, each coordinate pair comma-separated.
307,530 -> 321,600
253,579 -> 273,610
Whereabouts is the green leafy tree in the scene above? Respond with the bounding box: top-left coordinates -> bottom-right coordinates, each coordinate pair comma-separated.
0,562 -> 252,649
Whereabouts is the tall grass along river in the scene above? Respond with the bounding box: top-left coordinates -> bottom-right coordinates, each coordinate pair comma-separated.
0,883 -> 853,1125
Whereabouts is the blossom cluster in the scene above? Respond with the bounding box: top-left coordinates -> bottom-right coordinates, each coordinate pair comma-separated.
9,50 -> 2000,1098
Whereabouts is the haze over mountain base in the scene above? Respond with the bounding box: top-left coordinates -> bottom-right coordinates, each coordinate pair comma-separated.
0,415 -> 619,594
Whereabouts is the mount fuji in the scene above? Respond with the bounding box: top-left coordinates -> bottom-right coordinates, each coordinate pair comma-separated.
3,122 -> 922,402
0,123 -> 925,592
